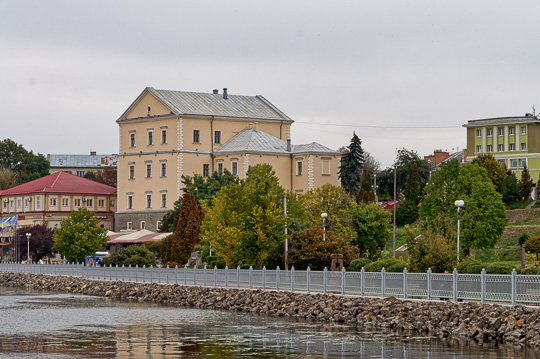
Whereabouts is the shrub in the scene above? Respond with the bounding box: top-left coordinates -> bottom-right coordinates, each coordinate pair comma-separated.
520,266 -> 540,275
364,257 -> 407,272
457,256 -> 482,273
386,263 -> 407,272
462,264 -> 485,274
102,245 -> 155,267
349,258 -> 372,272
206,256 -> 226,269
165,261 -> 180,268
485,263 -> 516,274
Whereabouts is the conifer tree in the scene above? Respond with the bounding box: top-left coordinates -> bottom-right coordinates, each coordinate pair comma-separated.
519,165 -> 533,200
338,132 -> 365,197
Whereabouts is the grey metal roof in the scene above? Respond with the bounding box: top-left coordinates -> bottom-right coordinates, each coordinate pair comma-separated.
214,128 -> 338,155
142,88 -> 292,122
464,116 -> 540,127
48,154 -> 117,168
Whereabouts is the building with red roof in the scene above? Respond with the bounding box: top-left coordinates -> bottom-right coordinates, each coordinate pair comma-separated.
0,171 -> 117,229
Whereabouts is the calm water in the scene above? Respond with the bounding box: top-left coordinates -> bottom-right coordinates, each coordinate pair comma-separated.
0,287 -> 536,358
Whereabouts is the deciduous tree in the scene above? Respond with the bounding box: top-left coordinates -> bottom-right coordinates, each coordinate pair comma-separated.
16,224 -> 54,262
519,165 -> 534,200
95,167 -> 117,187
0,139 -> 50,184
352,203 -> 391,258
472,154 -> 507,192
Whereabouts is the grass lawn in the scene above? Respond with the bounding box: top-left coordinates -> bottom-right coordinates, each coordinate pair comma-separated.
507,199 -> 533,210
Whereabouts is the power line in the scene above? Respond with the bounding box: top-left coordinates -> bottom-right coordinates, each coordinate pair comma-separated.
295,121 -> 460,129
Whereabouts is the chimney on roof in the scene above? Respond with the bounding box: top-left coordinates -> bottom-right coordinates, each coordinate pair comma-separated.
90,151 -> 96,156
287,139 -> 292,152
213,89 -> 218,94
223,88 -> 228,99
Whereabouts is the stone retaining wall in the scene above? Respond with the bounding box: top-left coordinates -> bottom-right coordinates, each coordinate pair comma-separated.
1,273 -> 540,347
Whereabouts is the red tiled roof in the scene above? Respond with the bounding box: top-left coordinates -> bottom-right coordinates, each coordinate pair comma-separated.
0,171 -> 117,196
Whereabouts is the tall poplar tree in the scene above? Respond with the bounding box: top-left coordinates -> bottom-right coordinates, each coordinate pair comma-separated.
519,165 -> 533,200
338,132 -> 365,197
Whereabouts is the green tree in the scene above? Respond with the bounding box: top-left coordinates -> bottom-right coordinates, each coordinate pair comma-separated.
83,171 -> 96,181
288,227 -> 359,270
102,245 -> 156,267
52,208 -> 108,262
524,236 -> 540,261
404,224 -> 455,272
0,168 -> 18,190
338,132 -> 365,197
298,183 -> 357,240
358,170 -> 375,203
420,160 -> 507,254
164,193 -> 204,266
519,165 -> 534,200
352,203 -> 391,258
0,139 -> 50,184
396,163 -> 423,226
501,171 -> 520,204
472,154 -> 507,192
16,224 -> 54,262
95,167 -> 117,187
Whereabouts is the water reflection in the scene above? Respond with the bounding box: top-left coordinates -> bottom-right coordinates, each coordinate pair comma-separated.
0,287 -> 537,358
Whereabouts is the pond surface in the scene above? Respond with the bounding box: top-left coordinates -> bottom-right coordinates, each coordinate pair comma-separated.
0,287 -> 536,358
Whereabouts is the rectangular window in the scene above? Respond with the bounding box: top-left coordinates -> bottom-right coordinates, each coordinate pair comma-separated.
510,159 -> 517,168
140,221 -> 146,230
110,200 -> 115,208
50,198 -> 57,206
231,161 -> 238,176
521,126 -> 526,135
487,145 -> 493,152
74,199 -> 81,207
476,145 -> 481,153
129,165 -> 135,179
498,128 -> 504,136
161,163 -> 166,177
521,143 -> 527,150
476,129 -> 481,137
509,127 -> 515,135
76,171 -> 85,177
509,143 -> 516,151
519,159 -> 527,168
146,194 -> 152,209
217,162 -> 223,174
161,129 -> 167,144
203,164 -> 209,177
487,128 -> 493,137
156,221 -> 162,230
86,199 -> 93,207
497,144 -> 503,152
147,130 -> 153,146
161,193 -> 167,208
193,130 -> 200,143
10,200 -> 13,209
130,133 -> 136,147
322,159 -> 331,175
215,131 -> 221,144
127,222 -> 133,230
296,161 -> 303,175
98,199 -> 104,207
17,199 -> 22,208
37,197 -> 41,209
498,159 -> 505,167
146,164 -> 152,178
62,198 -> 69,207
127,195 -> 133,210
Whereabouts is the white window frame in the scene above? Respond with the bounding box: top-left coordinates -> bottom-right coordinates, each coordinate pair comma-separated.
127,221 -> 133,230
146,164 -> 152,178
519,159 -> 527,168
521,143 -> 527,151
129,165 -> 135,179
161,129 -> 167,144
140,221 -> 146,230
231,161 -> 238,176
161,162 -> 166,177
130,133 -> 136,147
193,130 -> 200,143
50,198 -> 57,206
146,194 -> 152,209
322,159 -> 331,175
161,193 -> 167,208
521,126 -> 526,135
217,161 -> 223,174
62,198 -> 69,207
36,196 -> 41,209
509,127 -> 515,135
487,128 -> 493,137
497,144 -> 503,152
487,145 -> 493,152
498,128 -> 504,136
510,159 -> 518,168
86,199 -> 93,207
476,129 -> 481,137
296,161 -> 303,176
498,159 -> 505,166
509,143 -> 516,151
98,199 -> 104,208
476,145 -> 481,153
203,164 -> 210,177
127,195 -> 133,210
147,129 -> 154,146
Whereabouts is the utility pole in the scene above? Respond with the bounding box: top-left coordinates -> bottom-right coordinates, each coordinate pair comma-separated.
393,165 -> 397,258
283,195 -> 288,270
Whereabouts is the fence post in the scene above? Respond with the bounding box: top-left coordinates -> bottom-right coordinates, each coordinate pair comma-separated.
249,266 -> 253,290
511,269 -> 517,306
427,268 -> 432,301
276,266 -> 280,292
341,267 -> 346,295
403,268 -> 408,299
184,265 -> 187,286
204,265 -> 207,287
135,264 -> 138,282
481,268 -> 486,304
381,268 -> 386,298
194,265 -> 197,286
452,268 -> 458,302
214,266 -> 217,288
236,265 -> 240,289
361,267 -> 365,296
122,264 -> 125,282
175,265 -> 178,285
225,266 -> 229,288
323,267 -> 327,295
166,265 -> 169,284
307,267 -> 311,294
128,264 -> 131,282
291,266 -> 295,293
115,264 -> 118,281
150,265 -> 153,283
262,266 -> 266,290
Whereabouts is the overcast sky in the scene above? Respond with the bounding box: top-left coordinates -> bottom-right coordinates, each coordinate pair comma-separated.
2,1 -> 540,168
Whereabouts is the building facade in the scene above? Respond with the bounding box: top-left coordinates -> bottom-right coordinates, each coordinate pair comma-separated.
115,87 -> 340,231
464,114 -> 540,178
48,152 -> 117,177
0,171 -> 116,229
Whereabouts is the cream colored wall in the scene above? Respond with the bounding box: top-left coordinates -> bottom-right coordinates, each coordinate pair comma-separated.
126,93 -> 172,119
311,155 -> 340,189
292,155 -> 309,193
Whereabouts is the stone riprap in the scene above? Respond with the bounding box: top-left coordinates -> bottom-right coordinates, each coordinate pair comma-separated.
1,272 -> 540,347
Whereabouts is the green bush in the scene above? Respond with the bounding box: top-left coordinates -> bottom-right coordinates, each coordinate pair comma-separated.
206,255 -> 226,269
102,245 -> 155,267
386,263 -> 407,272
462,264 -> 485,274
485,263 -> 516,274
457,256 -> 482,273
364,258 -> 407,272
520,266 -> 540,275
349,258 -> 372,272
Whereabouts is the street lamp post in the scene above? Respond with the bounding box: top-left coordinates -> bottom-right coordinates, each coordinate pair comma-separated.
454,200 -> 464,264
25,233 -> 31,264
321,213 -> 328,241
372,174 -> 378,201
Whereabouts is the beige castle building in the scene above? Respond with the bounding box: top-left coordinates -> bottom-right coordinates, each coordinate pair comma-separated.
116,87 -> 341,231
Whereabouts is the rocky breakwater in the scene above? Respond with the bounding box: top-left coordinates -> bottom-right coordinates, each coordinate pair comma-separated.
2,272 -> 540,347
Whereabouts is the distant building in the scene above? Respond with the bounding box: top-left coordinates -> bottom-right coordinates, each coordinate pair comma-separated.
0,171 -> 116,229
48,152 -> 117,177
115,87 -> 341,231
464,114 -> 540,178
424,149 -> 467,170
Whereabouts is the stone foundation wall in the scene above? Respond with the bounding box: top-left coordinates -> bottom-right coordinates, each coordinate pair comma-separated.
1,272 -> 540,348
114,211 -> 168,232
